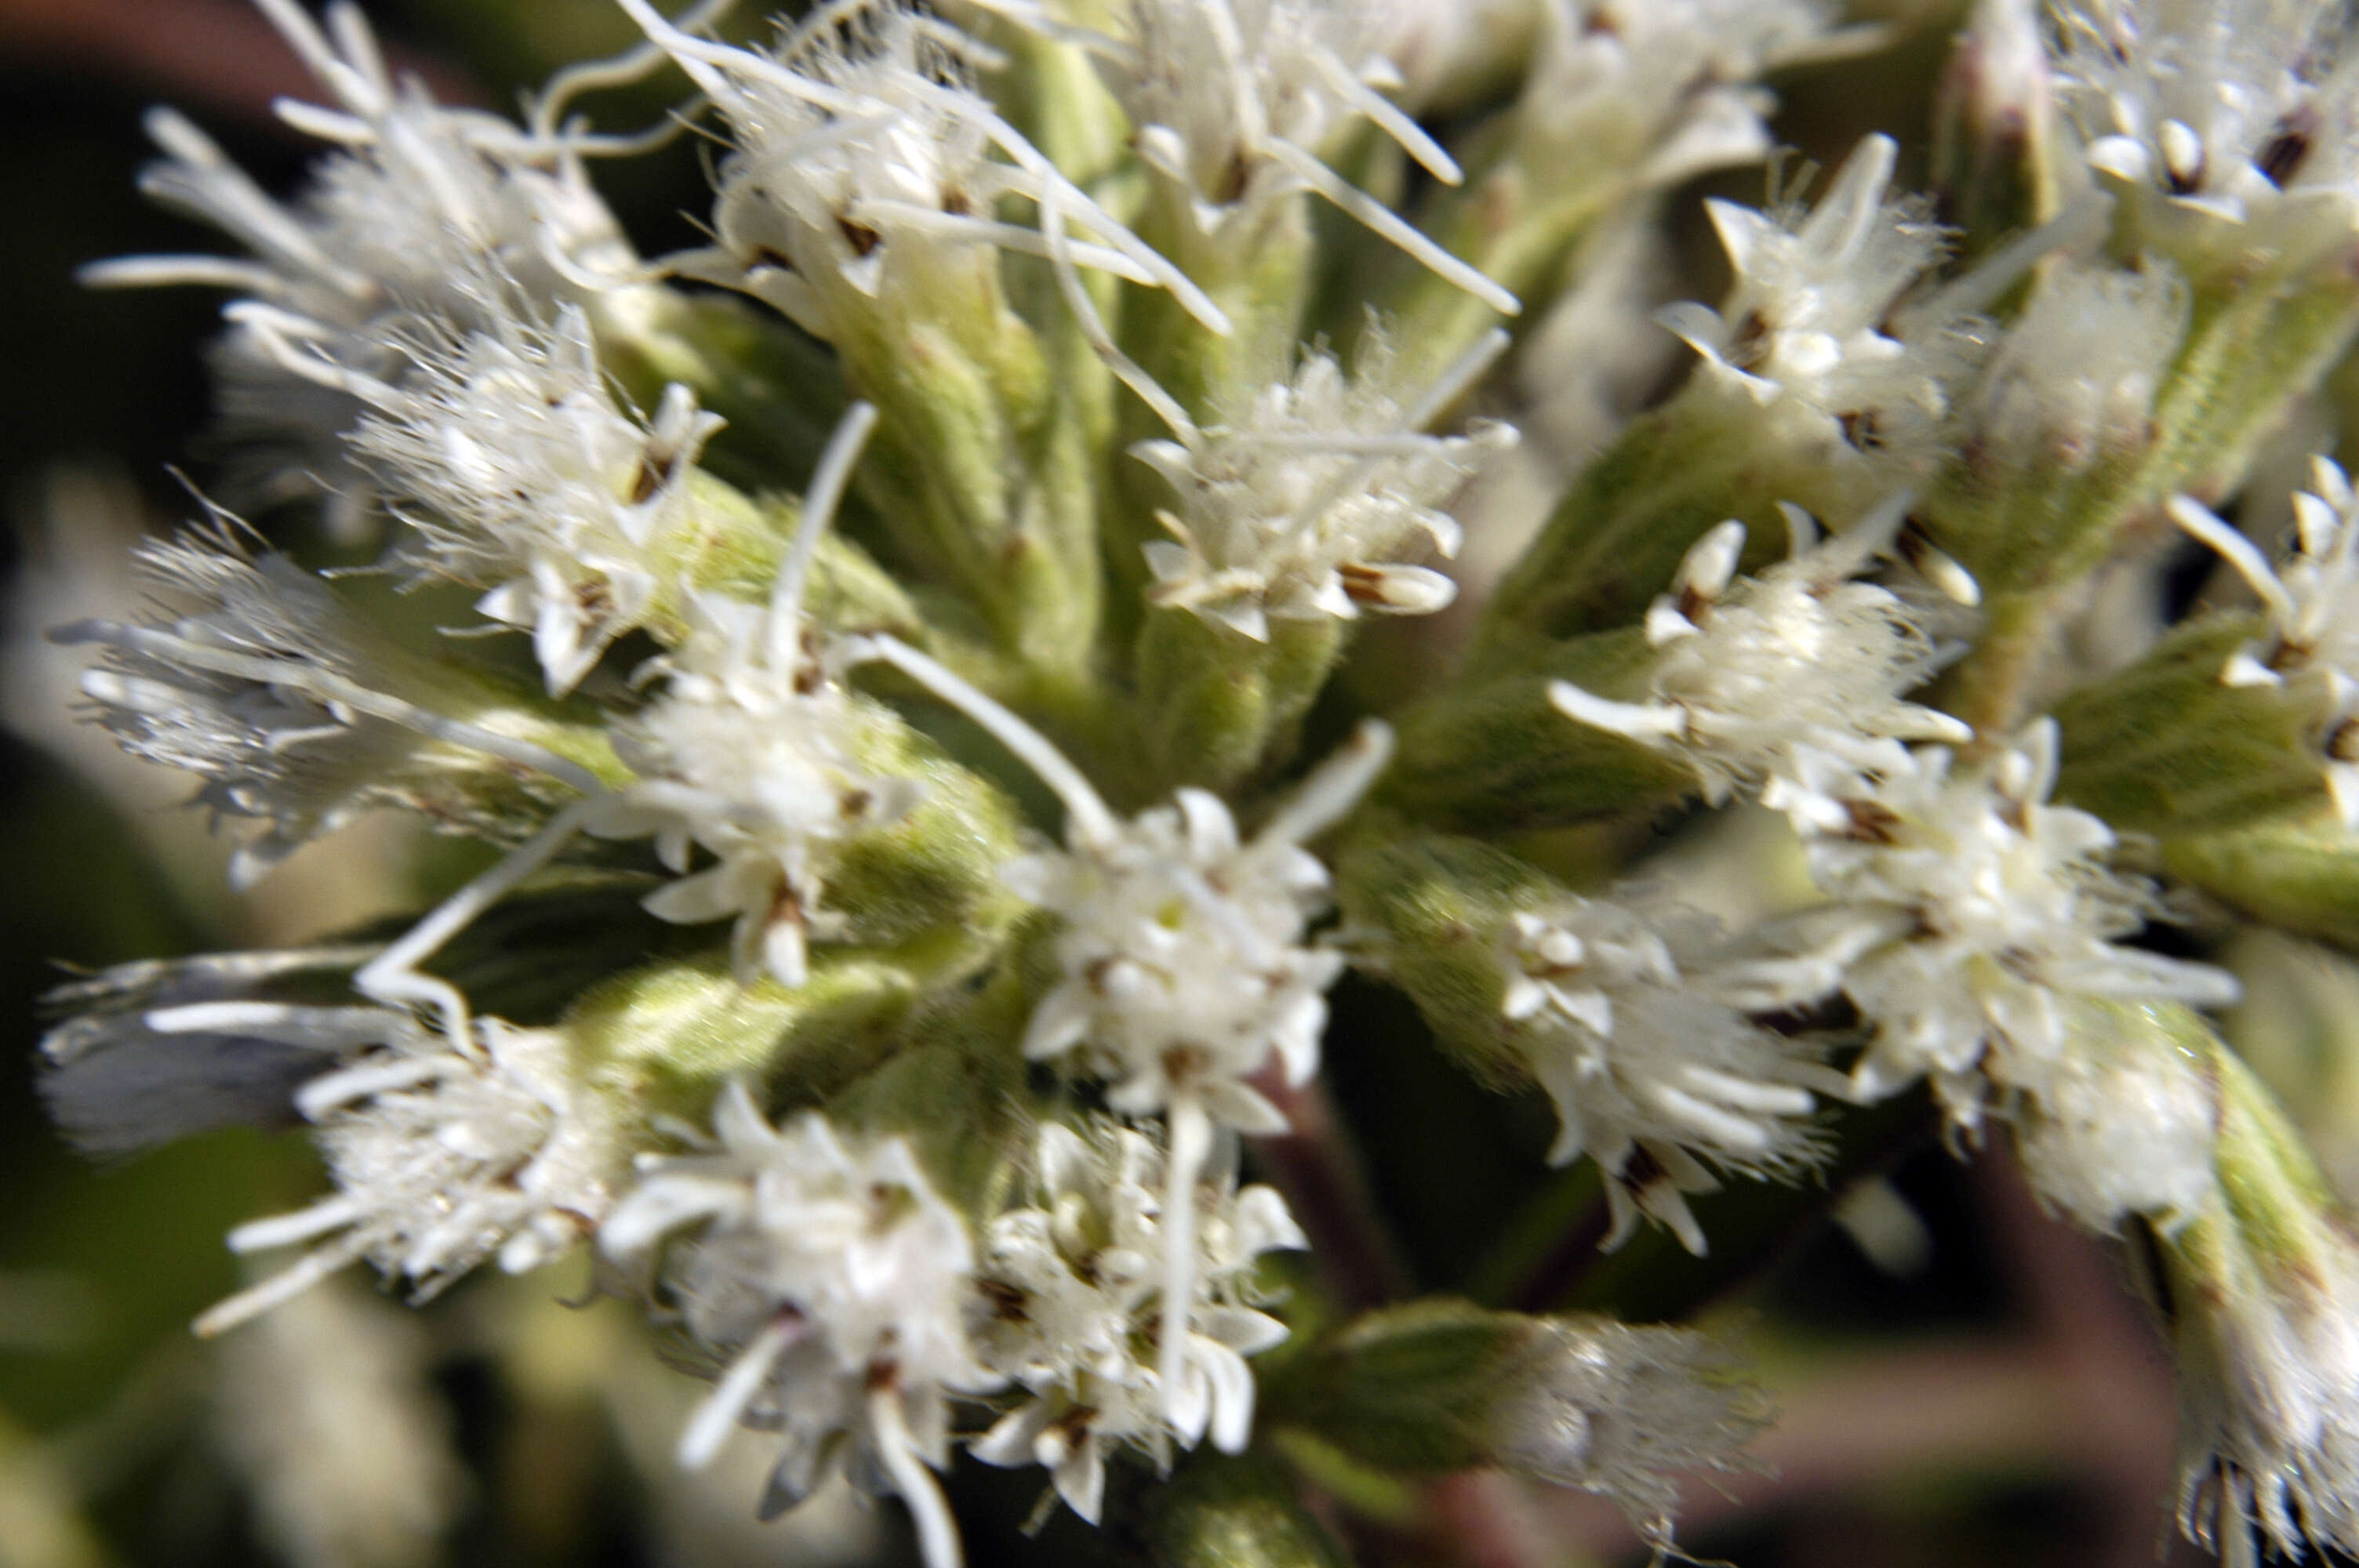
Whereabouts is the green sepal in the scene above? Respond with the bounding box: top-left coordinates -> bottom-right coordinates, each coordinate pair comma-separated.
1474,379 -> 1877,649
2051,613 -> 2332,834
1146,1453 -> 1354,1568
835,271 -> 1105,684
823,963 -> 1037,1217
2165,810 -> 2359,955
1332,828 -> 1561,1090
1331,117 -> 1610,390
1927,5 -> 2061,266
828,718 -> 1030,963
2157,1026 -> 2348,1353
561,949 -> 922,1125
1381,630 -> 1698,833
1136,609 -> 1344,793
1262,1298 -> 1541,1475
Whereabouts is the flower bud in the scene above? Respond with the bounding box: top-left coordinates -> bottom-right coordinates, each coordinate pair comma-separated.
2011,999 -> 2219,1234
2152,1042 -> 2359,1566
1929,0 -> 2058,255
1270,1299 -> 1768,1546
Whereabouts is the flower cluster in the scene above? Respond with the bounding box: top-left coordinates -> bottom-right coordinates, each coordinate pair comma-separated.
45,1 -> 2359,1565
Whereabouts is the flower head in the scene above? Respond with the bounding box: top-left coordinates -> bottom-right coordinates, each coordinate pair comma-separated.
1955,256 -> 2187,474
342,307 -> 725,695
970,1120 -> 1305,1521
1496,896 -> 1836,1253
580,403 -> 929,989
1740,721 -> 2239,1120
1659,135 -> 1978,466
2052,0 -> 2359,245
599,1083 -> 990,1563
596,591 -> 924,989
2162,1048 -> 2359,1567
1518,0 -> 1847,194
85,0 -> 637,532
1136,331 -> 1514,641
55,524 -> 593,887
1549,496 -> 1973,807
1492,1316 -> 1772,1550
1003,723 -> 1389,1129
189,1010 -> 624,1336
620,0 -> 1219,340
999,0 -> 1516,310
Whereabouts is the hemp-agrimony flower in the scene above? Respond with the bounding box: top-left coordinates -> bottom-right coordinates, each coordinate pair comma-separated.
49,0 -> 2359,1563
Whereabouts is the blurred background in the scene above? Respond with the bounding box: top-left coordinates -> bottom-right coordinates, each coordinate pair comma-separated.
0,1 -> 2279,1563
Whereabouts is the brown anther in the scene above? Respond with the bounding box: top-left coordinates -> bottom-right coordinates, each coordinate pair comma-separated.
629,456 -> 667,504
1836,408 -> 1885,451
2257,107 -> 2319,187
836,215 -> 882,256
1843,797 -> 1904,844
1726,308 -> 1772,372
1896,514 -> 1943,574
839,787 -> 874,820
1337,561 -> 1390,605
976,1278 -> 1031,1322
2326,716 -> 2359,764
1161,1044 -> 1210,1084
1619,1143 -> 1667,1192
1217,149 -> 1252,205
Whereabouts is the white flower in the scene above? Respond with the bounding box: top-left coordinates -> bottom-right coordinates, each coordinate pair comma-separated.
596,590 -> 923,989
85,0 -> 639,534
1495,897 -> 1837,1254
1518,0 -> 1850,195
618,0 -> 1222,341
1001,724 -> 1390,1130
1492,1316 -> 1771,1550
969,1120 -> 1306,1522
2171,456 -> 2359,824
191,1011 -> 624,1337
998,0 -> 1516,310
843,635 -> 1382,1437
1659,135 -> 1980,466
40,949 -> 383,1152
599,1083 -> 991,1568
54,524 -> 597,887
341,306 -> 725,695
574,403 -> 925,990
1735,722 -> 2240,1122
1136,331 -> 1514,640
2051,0 -> 2359,245
1549,495 -> 1973,807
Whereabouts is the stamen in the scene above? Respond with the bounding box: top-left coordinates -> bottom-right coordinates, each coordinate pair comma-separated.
869,1383 -> 965,1568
